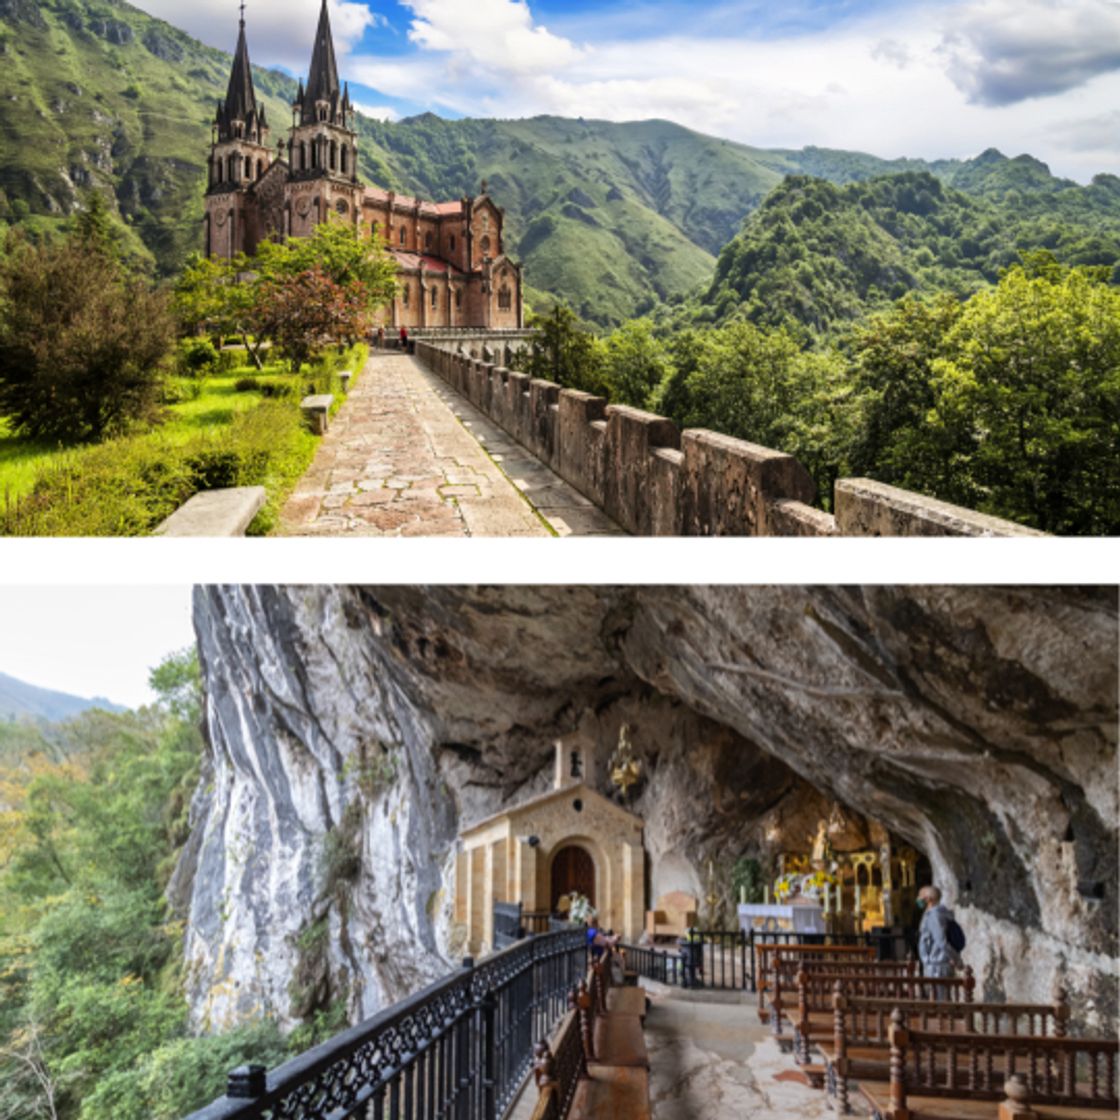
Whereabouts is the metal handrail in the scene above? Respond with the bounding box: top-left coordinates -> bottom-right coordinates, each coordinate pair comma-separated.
184,927 -> 587,1120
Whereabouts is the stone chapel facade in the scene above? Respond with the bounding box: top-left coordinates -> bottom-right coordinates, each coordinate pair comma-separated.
203,1 -> 525,331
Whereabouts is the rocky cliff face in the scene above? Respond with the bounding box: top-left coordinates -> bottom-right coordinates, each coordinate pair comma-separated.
175,586 -> 1118,1034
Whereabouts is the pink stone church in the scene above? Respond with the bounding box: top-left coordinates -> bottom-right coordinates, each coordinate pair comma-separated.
203,1 -> 525,330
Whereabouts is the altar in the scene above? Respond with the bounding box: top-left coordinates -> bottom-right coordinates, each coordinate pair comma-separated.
738,901 -> 827,935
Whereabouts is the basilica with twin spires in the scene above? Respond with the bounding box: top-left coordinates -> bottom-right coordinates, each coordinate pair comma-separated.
203,1 -> 525,330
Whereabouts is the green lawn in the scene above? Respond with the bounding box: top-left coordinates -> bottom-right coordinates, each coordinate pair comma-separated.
0,346 -> 366,537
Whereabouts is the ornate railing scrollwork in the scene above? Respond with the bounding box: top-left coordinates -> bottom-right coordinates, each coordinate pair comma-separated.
184,928 -> 588,1120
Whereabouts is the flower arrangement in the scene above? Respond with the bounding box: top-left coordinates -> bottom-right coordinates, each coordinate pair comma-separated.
775,870 -> 839,903
568,892 -> 597,925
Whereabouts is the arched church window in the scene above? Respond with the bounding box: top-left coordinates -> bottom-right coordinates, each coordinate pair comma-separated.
330,140 -> 337,171
400,227 -> 407,247
498,287 -> 512,311
299,143 -> 307,171
402,285 -> 410,307
311,143 -> 318,170
244,156 -> 251,179
431,287 -> 438,309
257,160 -> 264,180
480,235 -> 491,256
341,145 -> 348,174
228,154 -> 237,181
456,289 -> 463,309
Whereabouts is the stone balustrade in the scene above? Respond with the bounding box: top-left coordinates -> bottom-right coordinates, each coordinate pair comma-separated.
414,341 -> 1045,538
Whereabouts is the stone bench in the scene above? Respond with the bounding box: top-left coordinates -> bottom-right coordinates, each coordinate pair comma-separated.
154,486 -> 266,538
300,394 -> 334,435
338,370 -> 353,393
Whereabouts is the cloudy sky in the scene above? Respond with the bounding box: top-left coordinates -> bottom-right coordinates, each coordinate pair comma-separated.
131,0 -> 1119,182
0,588 -> 196,709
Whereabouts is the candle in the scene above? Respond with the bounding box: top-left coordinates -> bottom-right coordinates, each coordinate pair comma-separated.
764,885 -> 770,905
837,883 -> 843,913
740,885 -> 746,905
824,884 -> 831,914
855,885 -> 862,916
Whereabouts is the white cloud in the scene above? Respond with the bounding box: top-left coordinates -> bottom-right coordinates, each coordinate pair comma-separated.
131,0 -> 379,73
403,0 -> 582,75
353,100 -> 401,121
940,0 -> 1120,106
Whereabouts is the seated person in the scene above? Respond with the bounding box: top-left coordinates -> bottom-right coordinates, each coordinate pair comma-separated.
586,918 -> 620,958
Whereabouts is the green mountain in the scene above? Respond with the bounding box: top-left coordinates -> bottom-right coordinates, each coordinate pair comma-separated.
1,0 -> 1117,327
0,670 -> 123,722
695,169 -> 1120,337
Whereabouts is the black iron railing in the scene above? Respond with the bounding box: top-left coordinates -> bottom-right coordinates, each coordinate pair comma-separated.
184,928 -> 587,1120
621,928 -> 912,993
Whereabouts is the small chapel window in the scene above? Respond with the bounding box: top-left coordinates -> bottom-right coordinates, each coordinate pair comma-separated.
400,227 -> 407,246
257,159 -> 264,179
455,289 -> 463,309
480,236 -> 491,256
498,287 -> 512,311
402,285 -> 410,307
341,146 -> 348,174
431,287 -> 438,309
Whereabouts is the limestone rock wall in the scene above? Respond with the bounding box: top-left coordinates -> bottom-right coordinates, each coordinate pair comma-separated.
176,586 -> 1117,1033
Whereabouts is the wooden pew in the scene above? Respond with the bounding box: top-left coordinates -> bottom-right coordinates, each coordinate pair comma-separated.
576,951 -> 649,1069
823,986 -> 1070,1113
756,943 -> 878,1017
787,966 -> 976,1057
857,1010 -> 1119,1119
530,955 -> 652,1120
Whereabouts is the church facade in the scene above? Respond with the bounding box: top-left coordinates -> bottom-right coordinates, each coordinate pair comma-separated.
203,1 -> 525,331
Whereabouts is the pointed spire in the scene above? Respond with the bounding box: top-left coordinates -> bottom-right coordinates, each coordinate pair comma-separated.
218,4 -> 260,141
302,0 -> 341,124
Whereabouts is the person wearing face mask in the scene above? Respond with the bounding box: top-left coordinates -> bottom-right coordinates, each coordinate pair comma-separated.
917,885 -> 965,978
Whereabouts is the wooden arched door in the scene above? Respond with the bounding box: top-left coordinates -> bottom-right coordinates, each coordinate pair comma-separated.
551,845 -> 596,912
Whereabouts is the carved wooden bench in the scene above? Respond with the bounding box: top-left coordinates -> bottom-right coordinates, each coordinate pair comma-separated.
576,952 -> 649,1069
785,965 -> 976,1058
822,986 -> 1071,1113
856,1012 -> 1118,1120
300,393 -> 334,434
530,954 -> 651,1120
756,944 -> 878,1018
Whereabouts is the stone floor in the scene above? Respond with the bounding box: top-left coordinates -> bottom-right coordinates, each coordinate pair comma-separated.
644,986 -> 831,1119
279,353 -> 622,537
506,986 -> 831,1120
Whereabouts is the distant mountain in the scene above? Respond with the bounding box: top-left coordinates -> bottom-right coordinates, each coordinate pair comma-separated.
0,670 -> 124,722
1,0 -> 1116,325
693,168 -> 1120,337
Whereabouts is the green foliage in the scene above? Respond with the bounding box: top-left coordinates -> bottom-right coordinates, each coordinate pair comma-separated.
0,228 -> 176,443
525,305 -> 609,396
697,171 -> 1120,339
601,319 -> 672,410
732,858 -> 765,905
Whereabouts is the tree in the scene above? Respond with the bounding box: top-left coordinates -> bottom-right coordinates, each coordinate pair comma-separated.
525,305 -> 609,396
602,319 -> 673,410
0,231 -> 174,443
927,258 -> 1120,533
251,266 -> 371,372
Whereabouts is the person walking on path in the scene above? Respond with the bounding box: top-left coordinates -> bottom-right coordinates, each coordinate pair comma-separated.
918,885 -> 964,978
399,325 -> 409,351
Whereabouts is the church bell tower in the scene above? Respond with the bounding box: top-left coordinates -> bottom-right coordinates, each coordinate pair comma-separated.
284,0 -> 362,239
204,4 -> 272,259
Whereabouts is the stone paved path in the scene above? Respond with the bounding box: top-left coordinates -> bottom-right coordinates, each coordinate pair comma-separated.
506,986 -> 831,1120
279,354 -> 622,537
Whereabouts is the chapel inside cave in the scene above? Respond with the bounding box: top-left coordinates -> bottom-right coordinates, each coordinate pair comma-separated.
177,585 -> 1118,1058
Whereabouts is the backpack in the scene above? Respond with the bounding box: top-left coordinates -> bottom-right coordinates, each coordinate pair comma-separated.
946,918 -> 967,953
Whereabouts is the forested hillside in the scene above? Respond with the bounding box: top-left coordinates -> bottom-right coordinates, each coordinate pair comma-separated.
693,169 -> 1120,338
3,0 -> 1116,326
